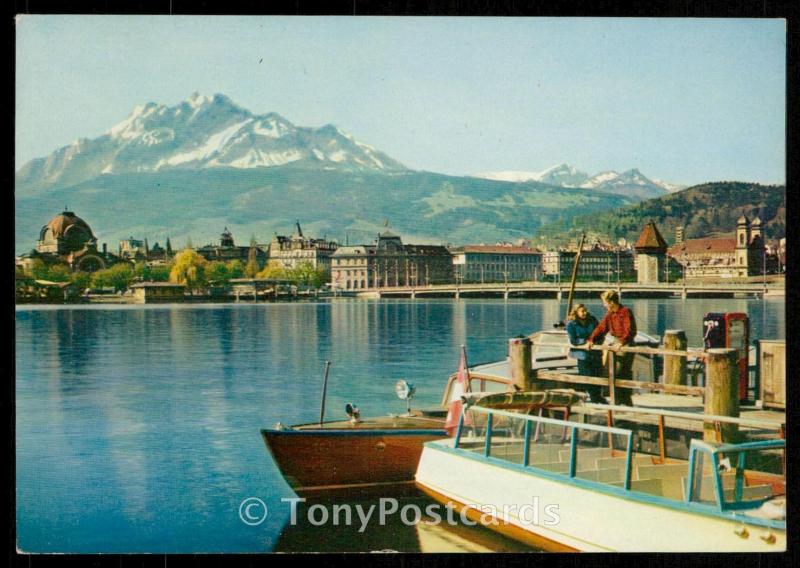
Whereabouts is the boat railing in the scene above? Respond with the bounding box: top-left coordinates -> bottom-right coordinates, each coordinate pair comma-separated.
453,404 -> 785,518
455,405 -> 635,489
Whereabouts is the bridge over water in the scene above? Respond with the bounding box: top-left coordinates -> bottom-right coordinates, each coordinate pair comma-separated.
352,281 -> 785,300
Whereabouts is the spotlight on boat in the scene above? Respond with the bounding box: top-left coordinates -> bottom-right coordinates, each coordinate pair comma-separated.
345,402 -> 361,424
395,379 -> 416,417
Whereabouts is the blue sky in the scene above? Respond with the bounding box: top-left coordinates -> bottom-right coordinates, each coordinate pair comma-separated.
16,16 -> 786,185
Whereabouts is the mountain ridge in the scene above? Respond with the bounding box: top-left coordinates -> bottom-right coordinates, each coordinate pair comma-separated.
474,163 -> 684,199
16,92 -> 407,192
535,181 -> 786,245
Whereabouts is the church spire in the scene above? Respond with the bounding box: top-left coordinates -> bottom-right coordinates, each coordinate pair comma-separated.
292,220 -> 303,239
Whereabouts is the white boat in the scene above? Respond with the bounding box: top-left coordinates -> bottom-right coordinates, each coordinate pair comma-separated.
415,400 -> 786,552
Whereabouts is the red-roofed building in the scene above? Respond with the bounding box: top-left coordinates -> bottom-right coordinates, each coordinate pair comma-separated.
635,221 -> 669,284
667,215 -> 767,279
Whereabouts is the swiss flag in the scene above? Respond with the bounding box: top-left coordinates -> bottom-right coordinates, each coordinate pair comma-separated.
445,345 -> 472,436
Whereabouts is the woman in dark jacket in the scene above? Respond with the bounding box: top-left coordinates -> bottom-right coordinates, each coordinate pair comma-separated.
566,304 -> 604,403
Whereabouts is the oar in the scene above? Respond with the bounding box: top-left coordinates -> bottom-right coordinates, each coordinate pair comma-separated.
554,233 -> 586,328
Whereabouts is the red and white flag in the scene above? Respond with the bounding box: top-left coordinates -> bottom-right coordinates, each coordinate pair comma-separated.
445,344 -> 473,436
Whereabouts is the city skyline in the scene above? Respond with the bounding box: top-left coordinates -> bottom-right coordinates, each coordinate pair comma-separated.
16,16 -> 786,186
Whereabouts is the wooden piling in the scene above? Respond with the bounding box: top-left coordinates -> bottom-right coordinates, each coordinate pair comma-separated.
663,330 -> 688,386
703,348 -> 740,442
509,337 -> 535,391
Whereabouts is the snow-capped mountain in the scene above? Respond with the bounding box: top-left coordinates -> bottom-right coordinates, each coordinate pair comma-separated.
476,163 -> 677,200
578,168 -> 669,199
475,163 -> 589,186
651,179 -> 688,193
16,92 -> 407,190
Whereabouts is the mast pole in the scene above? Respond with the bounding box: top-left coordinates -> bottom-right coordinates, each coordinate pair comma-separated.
563,233 -> 586,324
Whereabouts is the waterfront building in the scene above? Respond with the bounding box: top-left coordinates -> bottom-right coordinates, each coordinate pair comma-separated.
450,245 -> 542,283
130,281 -> 186,303
19,209 -> 119,272
667,215 -> 772,279
542,246 -> 635,282
196,227 -> 268,264
268,221 -> 338,271
634,221 -> 669,284
331,231 -> 453,290
227,278 -> 292,301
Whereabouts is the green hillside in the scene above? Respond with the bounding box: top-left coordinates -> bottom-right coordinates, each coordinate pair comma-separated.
535,182 -> 786,245
15,165 -> 634,254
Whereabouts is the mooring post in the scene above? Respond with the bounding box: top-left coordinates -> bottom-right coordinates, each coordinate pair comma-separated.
704,348 -> 740,443
664,330 -> 688,386
509,337 -> 535,391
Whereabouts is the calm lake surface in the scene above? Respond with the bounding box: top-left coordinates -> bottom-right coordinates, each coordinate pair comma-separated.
15,297 -> 785,553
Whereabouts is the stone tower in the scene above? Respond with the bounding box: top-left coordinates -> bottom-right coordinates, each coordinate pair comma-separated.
634,220 -> 668,284
735,215 -> 750,277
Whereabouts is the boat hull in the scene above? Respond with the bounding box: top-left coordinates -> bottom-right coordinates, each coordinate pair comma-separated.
415,442 -> 786,552
262,426 -> 446,491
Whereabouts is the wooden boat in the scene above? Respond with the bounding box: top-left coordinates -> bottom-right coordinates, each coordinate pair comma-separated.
261,412 -> 450,492
262,329 -> 658,492
415,400 -> 786,552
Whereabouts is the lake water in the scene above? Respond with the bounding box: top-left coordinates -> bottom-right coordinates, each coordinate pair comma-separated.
15,297 -> 785,553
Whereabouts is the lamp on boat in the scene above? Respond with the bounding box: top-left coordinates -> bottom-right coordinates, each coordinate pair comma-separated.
345,402 -> 361,424
395,380 -> 416,417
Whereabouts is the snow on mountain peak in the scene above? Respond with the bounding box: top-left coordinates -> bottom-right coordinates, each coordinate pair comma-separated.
24,92 -> 408,185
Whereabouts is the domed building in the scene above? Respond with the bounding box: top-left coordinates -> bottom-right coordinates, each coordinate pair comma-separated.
38,210 -> 97,255
20,209 -> 116,272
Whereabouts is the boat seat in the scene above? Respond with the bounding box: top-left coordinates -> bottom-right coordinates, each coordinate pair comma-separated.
528,453 -> 566,466
637,464 -> 689,480
574,468 -> 625,483
595,456 -> 653,472
558,447 -> 613,464
530,461 -> 571,473
629,478 -> 663,496
609,478 -> 664,496
658,478 -> 686,500
681,475 -> 772,502
526,445 -> 569,465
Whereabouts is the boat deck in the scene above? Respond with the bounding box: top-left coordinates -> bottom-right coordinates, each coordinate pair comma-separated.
284,411 -> 447,431
573,392 -> 786,434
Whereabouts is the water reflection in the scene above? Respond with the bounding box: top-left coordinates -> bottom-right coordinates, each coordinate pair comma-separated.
15,298 -> 784,552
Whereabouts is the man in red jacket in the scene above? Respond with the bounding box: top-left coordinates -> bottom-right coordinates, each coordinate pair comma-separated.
587,290 -> 636,406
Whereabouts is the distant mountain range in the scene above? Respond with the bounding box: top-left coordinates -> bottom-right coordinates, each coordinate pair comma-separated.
14,93 -> 768,255
474,163 -> 686,200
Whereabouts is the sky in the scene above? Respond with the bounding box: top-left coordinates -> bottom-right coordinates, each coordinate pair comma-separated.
15,16 -> 786,186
